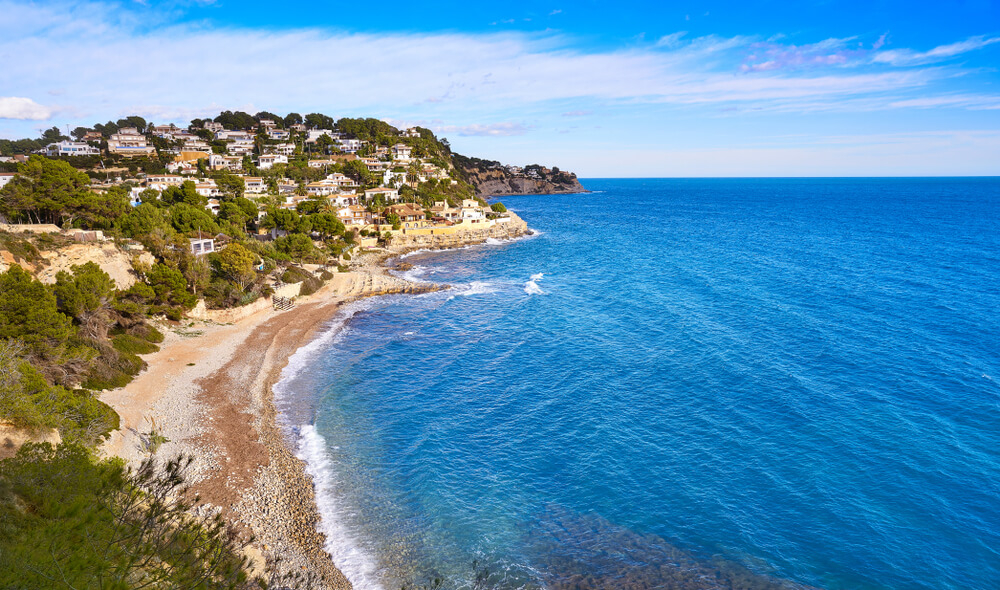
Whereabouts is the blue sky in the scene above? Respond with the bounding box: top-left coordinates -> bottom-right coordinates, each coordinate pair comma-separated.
1,0 -> 999,176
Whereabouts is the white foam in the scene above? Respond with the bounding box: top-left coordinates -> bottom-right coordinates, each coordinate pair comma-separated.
397,265 -> 429,283
524,273 -> 545,295
448,281 -> 496,300
296,425 -> 385,590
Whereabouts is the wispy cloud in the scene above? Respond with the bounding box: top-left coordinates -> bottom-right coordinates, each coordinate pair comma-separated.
562,110 -> 592,117
436,122 -> 530,136
872,35 -> 1000,66
740,37 -> 867,72
0,0 -> 995,137
0,97 -> 52,120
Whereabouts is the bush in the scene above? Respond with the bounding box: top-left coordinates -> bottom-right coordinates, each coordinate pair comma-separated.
0,342 -> 119,445
298,276 -> 323,297
138,324 -> 164,344
319,270 -> 334,280
280,267 -> 311,284
111,333 -> 159,355
0,445 -> 261,589
82,348 -> 145,391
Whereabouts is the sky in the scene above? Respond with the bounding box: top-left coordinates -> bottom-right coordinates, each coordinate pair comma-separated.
1,0 -> 999,177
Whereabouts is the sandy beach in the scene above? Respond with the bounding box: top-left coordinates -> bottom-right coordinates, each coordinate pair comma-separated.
97,214 -> 528,588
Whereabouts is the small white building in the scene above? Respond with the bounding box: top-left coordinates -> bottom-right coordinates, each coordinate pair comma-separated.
244,176 -> 266,194
258,154 -> 288,170
364,187 -> 400,202
45,141 -> 100,157
0,173 -> 15,189
108,130 -> 156,157
337,139 -> 363,154
146,174 -> 185,190
337,205 -> 370,227
267,143 -> 296,156
190,238 -> 215,256
266,128 -> 290,140
306,129 -> 338,143
227,140 -> 255,156
391,143 -> 412,161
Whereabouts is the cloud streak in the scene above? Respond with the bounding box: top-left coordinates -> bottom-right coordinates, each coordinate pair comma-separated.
872,35 -> 1000,66
0,0 -> 988,132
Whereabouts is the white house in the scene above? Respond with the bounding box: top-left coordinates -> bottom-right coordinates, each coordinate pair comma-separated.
194,181 -> 220,198
0,173 -> 15,190
306,129 -> 338,143
215,130 -> 253,141
266,128 -> 290,140
108,130 -> 155,157
391,143 -> 412,161
146,174 -> 185,191
337,205 -> 370,227
459,199 -> 488,224
364,187 -> 400,202
244,176 -> 266,194
383,169 -> 407,187
202,121 -> 224,132
360,157 -> 389,172
227,140 -> 255,156
45,141 -> 100,157
190,238 -> 215,256
209,154 -> 243,171
258,154 -> 288,169
328,193 -> 359,207
267,143 -> 296,156
402,127 -> 421,138
337,139 -> 363,154
306,180 -> 339,197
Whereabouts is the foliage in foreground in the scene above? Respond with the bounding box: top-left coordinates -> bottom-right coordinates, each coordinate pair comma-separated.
0,443 -> 321,589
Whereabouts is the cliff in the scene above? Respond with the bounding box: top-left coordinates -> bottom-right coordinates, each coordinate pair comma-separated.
452,155 -> 586,197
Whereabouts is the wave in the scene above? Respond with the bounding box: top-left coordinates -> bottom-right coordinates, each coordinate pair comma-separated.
296,425 -> 384,590
447,281 -> 497,300
524,273 -> 545,295
271,298 -> 393,590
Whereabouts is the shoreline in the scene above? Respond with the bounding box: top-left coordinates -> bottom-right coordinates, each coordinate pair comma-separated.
97,213 -> 532,588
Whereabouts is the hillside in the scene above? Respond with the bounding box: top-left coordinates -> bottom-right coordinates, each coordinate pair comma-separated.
452,155 -> 587,196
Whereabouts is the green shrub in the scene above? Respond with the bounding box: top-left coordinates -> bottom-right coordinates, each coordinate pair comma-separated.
111,333 -> 159,355
319,270 -> 334,280
280,267 -> 311,284
298,276 -> 322,297
139,324 -> 164,343
81,349 -> 145,391
0,444 -> 257,588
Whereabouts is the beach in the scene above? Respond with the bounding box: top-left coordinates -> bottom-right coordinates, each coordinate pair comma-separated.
98,213 -> 529,588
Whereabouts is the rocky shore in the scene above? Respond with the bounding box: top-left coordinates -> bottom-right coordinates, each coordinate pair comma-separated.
98,219 -> 531,588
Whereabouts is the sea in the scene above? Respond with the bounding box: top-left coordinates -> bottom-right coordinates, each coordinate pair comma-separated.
274,178 -> 1000,590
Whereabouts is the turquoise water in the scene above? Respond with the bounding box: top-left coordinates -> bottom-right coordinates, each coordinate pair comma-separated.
277,178 -> 1000,590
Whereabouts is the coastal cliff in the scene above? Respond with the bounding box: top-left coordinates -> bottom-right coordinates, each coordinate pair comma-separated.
452,154 -> 586,196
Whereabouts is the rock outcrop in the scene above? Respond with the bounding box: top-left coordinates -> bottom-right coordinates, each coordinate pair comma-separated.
454,157 -> 587,196
389,212 -> 530,250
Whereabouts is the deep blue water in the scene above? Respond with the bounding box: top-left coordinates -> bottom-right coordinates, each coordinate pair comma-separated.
278,178 -> 1000,590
